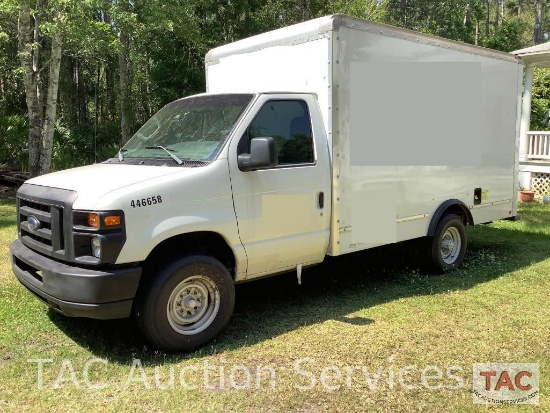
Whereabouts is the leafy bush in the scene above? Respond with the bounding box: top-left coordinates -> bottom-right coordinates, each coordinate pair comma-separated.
530,98 -> 549,130
52,121 -> 120,171
482,20 -> 525,52
0,115 -> 28,171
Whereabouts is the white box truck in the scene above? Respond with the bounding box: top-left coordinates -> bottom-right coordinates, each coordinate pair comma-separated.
10,15 -> 522,351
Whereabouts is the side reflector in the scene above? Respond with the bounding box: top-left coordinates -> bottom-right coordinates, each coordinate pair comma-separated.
104,215 -> 121,226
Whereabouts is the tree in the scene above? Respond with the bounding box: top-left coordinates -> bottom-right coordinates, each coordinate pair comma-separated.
385,0 -> 478,43
534,0 -> 544,44
16,0 -> 63,176
495,0 -> 500,32
0,0 -> 547,175
14,0 -> 113,176
112,0 -> 133,146
9,0 -> 125,175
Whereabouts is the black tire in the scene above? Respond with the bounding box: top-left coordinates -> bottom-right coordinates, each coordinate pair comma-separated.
135,255 -> 235,351
428,214 -> 467,272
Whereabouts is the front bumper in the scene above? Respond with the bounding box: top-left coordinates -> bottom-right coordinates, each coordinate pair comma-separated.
10,239 -> 141,319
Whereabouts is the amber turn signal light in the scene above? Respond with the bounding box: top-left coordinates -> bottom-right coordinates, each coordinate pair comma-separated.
87,213 -> 100,228
104,215 -> 121,226
87,213 -> 121,228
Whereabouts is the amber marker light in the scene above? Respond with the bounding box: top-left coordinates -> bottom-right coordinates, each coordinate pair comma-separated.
104,215 -> 121,226
87,213 -> 100,228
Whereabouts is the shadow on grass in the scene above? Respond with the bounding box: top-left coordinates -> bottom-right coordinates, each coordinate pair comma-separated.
47,219 -> 550,365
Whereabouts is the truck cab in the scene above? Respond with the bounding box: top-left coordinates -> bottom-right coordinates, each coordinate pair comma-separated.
11,92 -> 331,350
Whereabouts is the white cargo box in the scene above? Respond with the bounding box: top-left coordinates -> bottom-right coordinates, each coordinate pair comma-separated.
206,15 -> 522,256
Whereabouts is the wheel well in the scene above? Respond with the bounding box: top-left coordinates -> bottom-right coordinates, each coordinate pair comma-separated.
427,200 -> 473,236
142,232 -> 236,281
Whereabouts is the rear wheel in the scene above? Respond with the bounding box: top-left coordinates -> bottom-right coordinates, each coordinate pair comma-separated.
135,255 -> 235,351
429,214 -> 467,272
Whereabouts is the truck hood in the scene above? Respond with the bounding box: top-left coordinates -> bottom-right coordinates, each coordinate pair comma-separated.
27,163 -> 184,200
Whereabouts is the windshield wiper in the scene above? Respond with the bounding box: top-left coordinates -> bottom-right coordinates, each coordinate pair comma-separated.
118,148 -> 128,162
144,146 -> 183,165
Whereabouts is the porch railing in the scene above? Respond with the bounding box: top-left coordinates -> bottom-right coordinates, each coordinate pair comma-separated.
527,131 -> 550,160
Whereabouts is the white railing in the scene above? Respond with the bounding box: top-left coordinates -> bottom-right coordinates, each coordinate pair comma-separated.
527,131 -> 550,160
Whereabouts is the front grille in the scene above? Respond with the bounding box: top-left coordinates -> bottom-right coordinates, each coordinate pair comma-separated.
19,198 -> 64,254
26,231 -> 52,247
21,200 -> 50,213
17,184 -> 77,262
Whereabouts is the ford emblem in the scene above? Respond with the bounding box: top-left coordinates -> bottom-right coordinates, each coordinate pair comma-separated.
27,215 -> 41,232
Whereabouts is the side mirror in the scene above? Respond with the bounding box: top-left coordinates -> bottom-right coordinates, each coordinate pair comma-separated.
238,137 -> 278,171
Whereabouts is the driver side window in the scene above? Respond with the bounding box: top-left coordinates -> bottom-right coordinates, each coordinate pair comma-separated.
239,100 -> 314,165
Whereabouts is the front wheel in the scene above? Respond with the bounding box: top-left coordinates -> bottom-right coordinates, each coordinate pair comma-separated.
135,255 -> 235,351
428,214 -> 467,272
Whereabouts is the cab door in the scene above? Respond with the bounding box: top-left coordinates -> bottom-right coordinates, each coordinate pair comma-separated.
227,94 -> 331,278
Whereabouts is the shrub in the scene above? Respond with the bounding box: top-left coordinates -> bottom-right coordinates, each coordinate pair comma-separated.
0,115 -> 28,171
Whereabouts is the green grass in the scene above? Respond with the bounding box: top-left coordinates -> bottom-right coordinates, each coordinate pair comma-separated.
0,196 -> 549,412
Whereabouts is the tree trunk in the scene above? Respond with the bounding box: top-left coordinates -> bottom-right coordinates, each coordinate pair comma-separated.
494,0 -> 499,33
119,28 -> 131,146
77,60 -> 87,124
106,57 -> 116,121
145,52 -> 152,119
95,63 -> 100,125
39,31 -> 63,175
301,0 -> 310,22
17,0 -> 42,177
485,0 -> 490,37
518,0 -> 522,18
18,1 -> 64,176
534,0 -> 544,45
95,63 -> 100,163
103,13 -> 117,122
464,4 -> 471,25
63,56 -> 78,125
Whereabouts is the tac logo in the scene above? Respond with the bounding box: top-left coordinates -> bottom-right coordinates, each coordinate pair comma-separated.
472,363 -> 539,404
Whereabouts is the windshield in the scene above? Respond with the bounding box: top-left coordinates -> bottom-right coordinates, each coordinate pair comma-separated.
122,94 -> 253,163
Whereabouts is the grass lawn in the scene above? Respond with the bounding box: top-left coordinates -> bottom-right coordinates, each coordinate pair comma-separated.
0,189 -> 548,412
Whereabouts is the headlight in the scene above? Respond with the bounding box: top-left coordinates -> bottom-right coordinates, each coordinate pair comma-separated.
73,210 -> 126,265
91,236 -> 101,259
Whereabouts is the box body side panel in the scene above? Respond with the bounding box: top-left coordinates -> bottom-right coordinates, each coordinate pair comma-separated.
332,26 -> 521,255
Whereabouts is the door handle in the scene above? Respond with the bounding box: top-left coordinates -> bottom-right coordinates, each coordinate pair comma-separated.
318,191 -> 324,209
